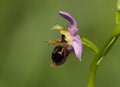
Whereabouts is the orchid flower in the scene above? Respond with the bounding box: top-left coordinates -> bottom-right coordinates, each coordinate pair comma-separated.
49,11 -> 82,66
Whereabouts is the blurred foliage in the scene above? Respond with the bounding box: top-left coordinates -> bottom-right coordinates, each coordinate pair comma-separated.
0,0 -> 119,87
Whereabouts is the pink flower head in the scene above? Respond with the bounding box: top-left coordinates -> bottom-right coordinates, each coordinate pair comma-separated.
50,11 -> 82,66
59,11 -> 82,60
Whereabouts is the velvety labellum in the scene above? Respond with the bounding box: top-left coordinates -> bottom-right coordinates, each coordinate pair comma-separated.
52,45 -> 69,66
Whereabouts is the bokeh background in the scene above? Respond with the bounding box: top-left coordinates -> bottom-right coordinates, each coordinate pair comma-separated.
0,0 -> 120,87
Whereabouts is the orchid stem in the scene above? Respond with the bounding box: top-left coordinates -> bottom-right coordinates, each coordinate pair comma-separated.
87,0 -> 120,87
87,25 -> 120,87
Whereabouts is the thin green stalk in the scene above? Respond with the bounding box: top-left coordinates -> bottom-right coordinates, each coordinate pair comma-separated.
87,27 -> 120,87
81,36 -> 99,53
87,1 -> 120,87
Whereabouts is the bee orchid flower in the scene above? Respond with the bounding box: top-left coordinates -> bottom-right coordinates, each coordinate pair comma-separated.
49,11 -> 82,66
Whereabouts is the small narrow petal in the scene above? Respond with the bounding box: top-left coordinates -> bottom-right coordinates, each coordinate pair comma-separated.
72,35 -> 82,60
59,11 -> 78,35
59,11 -> 76,27
68,27 -> 78,35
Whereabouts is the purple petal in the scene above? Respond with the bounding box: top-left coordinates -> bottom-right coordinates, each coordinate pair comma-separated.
68,26 -> 78,35
72,35 -> 82,60
59,11 -> 76,27
59,11 -> 78,35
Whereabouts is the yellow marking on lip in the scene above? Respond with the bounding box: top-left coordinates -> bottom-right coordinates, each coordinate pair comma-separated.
58,48 -> 64,55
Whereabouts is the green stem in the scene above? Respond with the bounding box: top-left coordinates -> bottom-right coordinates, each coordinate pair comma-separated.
88,29 -> 120,87
81,36 -> 99,53
87,24 -> 120,87
87,0 -> 120,86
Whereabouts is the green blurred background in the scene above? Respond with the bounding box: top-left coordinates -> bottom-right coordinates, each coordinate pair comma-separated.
0,0 -> 120,87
